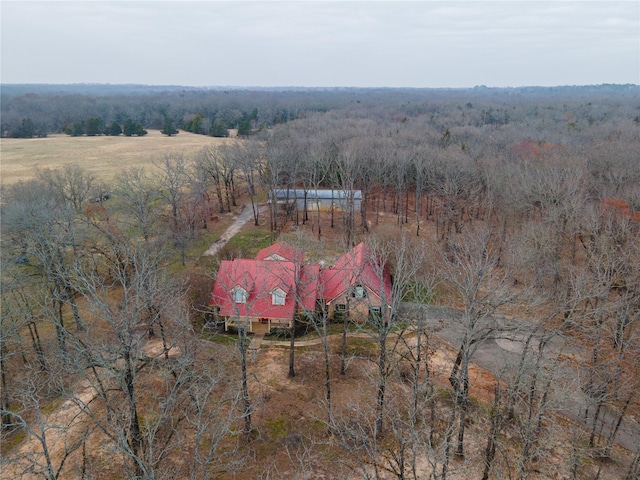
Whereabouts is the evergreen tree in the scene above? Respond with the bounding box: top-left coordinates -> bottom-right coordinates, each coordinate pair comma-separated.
122,119 -> 147,136
123,119 -> 135,136
106,121 -> 122,136
10,118 -> 36,138
161,116 -> 178,136
184,112 -> 204,134
209,118 -> 229,137
133,123 -> 148,136
237,118 -> 251,136
66,121 -> 84,137
84,117 -> 105,136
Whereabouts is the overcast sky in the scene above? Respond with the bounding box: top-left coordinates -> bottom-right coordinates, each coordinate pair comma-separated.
1,1 -> 638,88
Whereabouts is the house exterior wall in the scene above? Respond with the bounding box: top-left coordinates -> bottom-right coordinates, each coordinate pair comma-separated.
327,285 -> 388,323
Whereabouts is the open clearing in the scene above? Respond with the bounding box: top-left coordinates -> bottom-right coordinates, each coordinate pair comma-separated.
1,130 -> 234,185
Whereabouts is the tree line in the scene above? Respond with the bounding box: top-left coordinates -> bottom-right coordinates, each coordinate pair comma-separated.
1,85 -> 305,138
3,83 -> 638,139
61,117 -> 148,137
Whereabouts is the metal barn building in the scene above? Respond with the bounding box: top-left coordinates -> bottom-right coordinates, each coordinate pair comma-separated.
269,189 -> 362,212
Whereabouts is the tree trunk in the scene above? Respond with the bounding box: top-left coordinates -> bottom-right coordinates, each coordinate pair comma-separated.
455,367 -> 469,457
289,318 -> 296,378
123,348 -> 143,478
28,321 -> 47,371
321,316 -> 332,427
340,311 -> 349,376
361,190 -> 369,232
66,286 -> 84,331
375,339 -> 387,438
54,285 -> 67,357
0,336 -> 12,428
250,193 -> 259,226
239,322 -> 252,439
482,381 -> 503,480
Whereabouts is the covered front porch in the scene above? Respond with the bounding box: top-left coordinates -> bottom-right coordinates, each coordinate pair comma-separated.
224,316 -> 292,334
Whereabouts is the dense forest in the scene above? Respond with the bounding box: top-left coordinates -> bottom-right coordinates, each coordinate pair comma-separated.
2,83 -> 639,138
1,83 -> 640,479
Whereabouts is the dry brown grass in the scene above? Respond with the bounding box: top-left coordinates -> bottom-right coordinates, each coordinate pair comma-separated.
1,130 -> 235,185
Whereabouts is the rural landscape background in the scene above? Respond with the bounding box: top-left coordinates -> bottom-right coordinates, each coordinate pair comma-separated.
1,83 -> 639,479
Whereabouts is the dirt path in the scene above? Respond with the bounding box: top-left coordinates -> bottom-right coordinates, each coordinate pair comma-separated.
2,339 -> 182,479
202,204 -> 265,257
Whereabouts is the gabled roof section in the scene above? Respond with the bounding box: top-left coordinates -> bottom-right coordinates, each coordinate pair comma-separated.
321,243 -> 392,305
270,285 -> 289,295
211,257 -> 311,319
332,242 -> 372,272
256,242 -> 304,264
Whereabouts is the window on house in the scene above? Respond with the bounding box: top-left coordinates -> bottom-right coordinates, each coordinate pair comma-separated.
352,285 -> 366,299
335,303 -> 347,312
272,289 -> 286,305
234,287 -> 247,303
369,306 -> 382,321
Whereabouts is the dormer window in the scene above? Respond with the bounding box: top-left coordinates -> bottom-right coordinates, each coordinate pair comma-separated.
234,287 -> 248,303
352,285 -> 366,299
272,288 -> 286,306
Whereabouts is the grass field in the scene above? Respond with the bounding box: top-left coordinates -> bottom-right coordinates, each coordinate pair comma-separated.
1,130 -> 235,185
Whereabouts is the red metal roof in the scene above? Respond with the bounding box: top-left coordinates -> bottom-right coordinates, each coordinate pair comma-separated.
211,257 -> 318,319
256,242 -> 304,264
321,243 -> 393,305
210,242 -> 392,320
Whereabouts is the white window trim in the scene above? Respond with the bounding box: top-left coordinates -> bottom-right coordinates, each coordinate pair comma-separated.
234,287 -> 247,303
353,285 -> 366,299
272,288 -> 286,306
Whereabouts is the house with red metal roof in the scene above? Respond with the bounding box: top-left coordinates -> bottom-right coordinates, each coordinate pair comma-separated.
210,242 -> 392,333
320,243 -> 393,323
211,243 -> 317,333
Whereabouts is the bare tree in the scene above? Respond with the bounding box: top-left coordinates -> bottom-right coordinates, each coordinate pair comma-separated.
156,154 -> 202,266
196,146 -> 227,214
37,164 -> 94,214
436,224 -> 521,471
333,138 -> 362,246
228,140 -> 262,226
1,373 -> 92,480
260,132 -> 297,232
2,178 -> 86,353
115,167 -> 163,242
